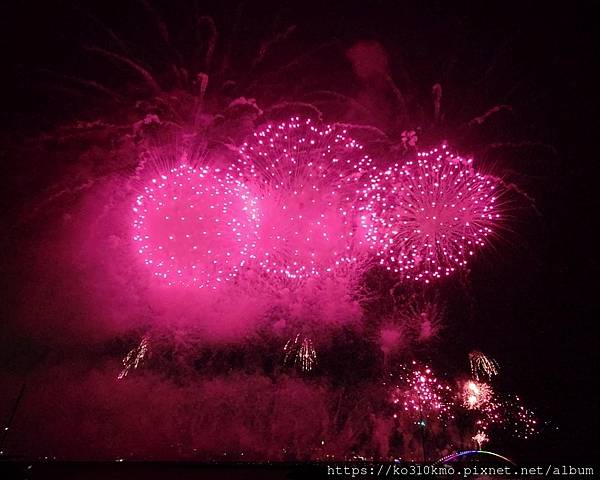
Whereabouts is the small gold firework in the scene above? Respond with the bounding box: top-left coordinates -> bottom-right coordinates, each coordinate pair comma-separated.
118,334 -> 150,379
283,333 -> 317,372
469,350 -> 499,380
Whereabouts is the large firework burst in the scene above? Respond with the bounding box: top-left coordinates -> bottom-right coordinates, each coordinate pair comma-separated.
233,117 -> 374,279
361,144 -> 504,282
132,164 -> 260,289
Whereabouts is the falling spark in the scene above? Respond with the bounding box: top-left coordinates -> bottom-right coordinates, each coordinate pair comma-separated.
118,335 -> 150,379
469,351 -> 499,380
132,164 -> 260,289
283,333 -> 317,372
361,144 -> 504,282
234,117 -> 374,279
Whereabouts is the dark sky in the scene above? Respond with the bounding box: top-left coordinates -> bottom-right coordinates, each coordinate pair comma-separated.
1,0 -> 598,463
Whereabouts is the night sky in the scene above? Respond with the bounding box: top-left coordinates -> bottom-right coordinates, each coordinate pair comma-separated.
1,0 -> 597,466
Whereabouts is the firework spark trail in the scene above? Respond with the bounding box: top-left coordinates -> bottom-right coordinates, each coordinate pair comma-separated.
469,351 -> 499,380
361,144 -> 504,282
283,333 -> 317,372
118,335 -> 151,379
132,164 -> 260,289
234,117 -> 375,279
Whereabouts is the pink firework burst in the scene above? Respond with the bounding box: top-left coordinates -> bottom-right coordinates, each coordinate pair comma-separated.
132,164 -> 260,289
462,379 -> 493,410
362,144 -> 504,282
234,117 -> 374,279
392,361 -> 455,423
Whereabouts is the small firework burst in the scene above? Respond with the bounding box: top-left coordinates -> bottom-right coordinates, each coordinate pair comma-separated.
469,351 -> 499,380
234,117 -> 374,279
472,431 -> 489,449
397,297 -> 444,343
132,164 -> 260,289
283,333 -> 317,372
392,361 -> 455,423
361,144 -> 504,282
504,395 -> 539,440
118,334 -> 150,379
462,380 -> 493,410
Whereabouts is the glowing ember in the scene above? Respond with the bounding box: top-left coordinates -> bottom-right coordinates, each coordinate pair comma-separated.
361,144 -> 503,282
469,350 -> 499,380
118,334 -> 150,379
462,380 -> 493,410
133,164 -> 260,288
283,333 -> 317,372
234,117 -> 374,279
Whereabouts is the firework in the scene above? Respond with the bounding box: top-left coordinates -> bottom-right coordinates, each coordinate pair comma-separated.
234,117 -> 374,279
392,361 -> 455,423
504,395 -> 539,440
472,431 -> 489,449
283,333 -> 317,372
118,335 -> 150,379
467,390 -> 539,441
462,380 -> 493,410
469,351 -> 499,380
361,144 -> 503,282
396,297 -> 444,343
132,164 -> 260,288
